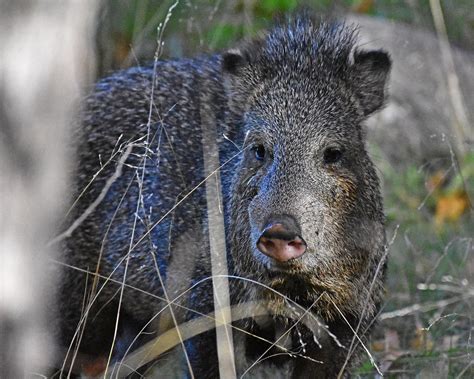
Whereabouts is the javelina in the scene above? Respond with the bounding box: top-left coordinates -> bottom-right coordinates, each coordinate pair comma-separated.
57,15 -> 390,378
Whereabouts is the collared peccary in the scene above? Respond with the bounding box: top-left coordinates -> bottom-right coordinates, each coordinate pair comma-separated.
58,15 -> 390,378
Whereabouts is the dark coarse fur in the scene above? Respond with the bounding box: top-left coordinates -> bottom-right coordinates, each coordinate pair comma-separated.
57,14 -> 391,378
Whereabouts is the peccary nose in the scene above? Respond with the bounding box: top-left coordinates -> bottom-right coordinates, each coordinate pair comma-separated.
256,218 -> 307,262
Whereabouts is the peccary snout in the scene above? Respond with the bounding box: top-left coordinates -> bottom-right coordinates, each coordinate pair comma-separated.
256,215 -> 307,262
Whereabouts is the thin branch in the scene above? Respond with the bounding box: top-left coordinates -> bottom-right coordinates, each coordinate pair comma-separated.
48,144 -> 133,246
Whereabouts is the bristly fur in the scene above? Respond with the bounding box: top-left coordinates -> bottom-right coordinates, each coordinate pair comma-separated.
257,18 -> 357,76
57,14 -> 391,378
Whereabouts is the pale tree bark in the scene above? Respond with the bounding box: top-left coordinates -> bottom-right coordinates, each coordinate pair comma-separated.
0,1 -> 97,376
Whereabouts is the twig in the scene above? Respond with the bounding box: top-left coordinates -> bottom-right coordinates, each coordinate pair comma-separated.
48,145 -> 133,246
380,294 -> 473,320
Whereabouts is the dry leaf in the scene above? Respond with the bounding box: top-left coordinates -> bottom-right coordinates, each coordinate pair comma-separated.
352,0 -> 374,14
425,170 -> 446,192
409,328 -> 434,351
435,190 -> 470,225
371,340 -> 385,352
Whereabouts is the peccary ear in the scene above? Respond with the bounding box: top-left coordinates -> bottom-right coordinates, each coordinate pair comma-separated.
222,32 -> 267,74
351,50 -> 391,116
222,49 -> 250,75
222,47 -> 259,114
222,36 -> 266,114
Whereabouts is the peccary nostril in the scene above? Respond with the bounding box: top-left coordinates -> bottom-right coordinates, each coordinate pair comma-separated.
256,222 -> 307,263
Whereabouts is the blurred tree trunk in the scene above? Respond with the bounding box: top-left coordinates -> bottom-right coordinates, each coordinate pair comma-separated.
0,1 -> 97,376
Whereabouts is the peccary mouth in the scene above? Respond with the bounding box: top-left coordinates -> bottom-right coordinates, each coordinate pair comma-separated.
258,250 -> 307,272
263,271 -> 327,298
262,259 -> 303,273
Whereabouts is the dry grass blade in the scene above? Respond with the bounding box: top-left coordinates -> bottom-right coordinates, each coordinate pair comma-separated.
240,294 -> 325,378
48,144 -> 133,247
201,71 -> 236,378
428,0 -> 472,154
330,298 -> 382,377
109,298 -> 329,377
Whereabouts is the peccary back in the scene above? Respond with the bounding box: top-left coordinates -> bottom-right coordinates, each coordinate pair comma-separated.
58,15 -> 390,378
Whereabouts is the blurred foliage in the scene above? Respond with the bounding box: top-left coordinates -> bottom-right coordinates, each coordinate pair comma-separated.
369,151 -> 473,377
383,152 -> 473,227
381,151 -> 473,306
96,0 -> 474,75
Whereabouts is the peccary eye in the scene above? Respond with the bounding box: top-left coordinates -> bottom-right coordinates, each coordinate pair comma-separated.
323,147 -> 343,164
254,144 -> 266,161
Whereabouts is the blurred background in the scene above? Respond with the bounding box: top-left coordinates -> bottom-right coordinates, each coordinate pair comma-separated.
94,0 -> 474,74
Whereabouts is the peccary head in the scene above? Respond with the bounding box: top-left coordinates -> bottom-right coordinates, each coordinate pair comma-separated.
224,17 -> 390,322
